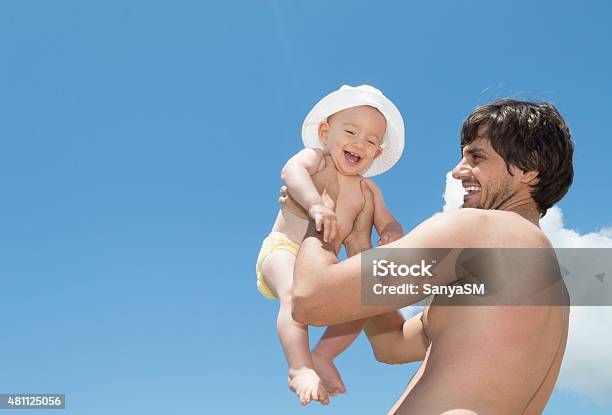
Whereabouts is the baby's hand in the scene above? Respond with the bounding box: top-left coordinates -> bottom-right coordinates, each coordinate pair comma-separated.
377,224 -> 404,246
308,203 -> 338,243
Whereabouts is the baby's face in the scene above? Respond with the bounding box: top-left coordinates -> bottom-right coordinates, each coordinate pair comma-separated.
318,105 -> 386,176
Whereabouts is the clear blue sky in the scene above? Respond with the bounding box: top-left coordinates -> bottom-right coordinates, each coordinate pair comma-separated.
1,1 -> 611,414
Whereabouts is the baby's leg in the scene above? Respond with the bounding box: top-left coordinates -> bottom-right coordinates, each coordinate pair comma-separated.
312,319 -> 367,395
261,250 -> 329,406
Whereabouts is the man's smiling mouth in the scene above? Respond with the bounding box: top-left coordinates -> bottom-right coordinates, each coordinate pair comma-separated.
463,182 -> 481,200
465,185 -> 481,194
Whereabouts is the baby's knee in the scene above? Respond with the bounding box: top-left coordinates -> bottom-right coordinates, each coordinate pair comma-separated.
277,292 -> 294,307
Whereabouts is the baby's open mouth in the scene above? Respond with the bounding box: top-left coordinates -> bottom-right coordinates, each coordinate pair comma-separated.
344,150 -> 362,164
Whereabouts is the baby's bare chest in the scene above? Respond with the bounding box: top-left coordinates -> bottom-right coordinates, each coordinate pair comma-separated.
311,172 -> 364,240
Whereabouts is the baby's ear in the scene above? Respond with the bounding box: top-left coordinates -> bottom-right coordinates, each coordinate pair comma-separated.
318,121 -> 330,145
373,147 -> 383,160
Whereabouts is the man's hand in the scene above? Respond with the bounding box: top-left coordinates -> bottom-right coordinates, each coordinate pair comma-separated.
344,180 -> 375,255
278,185 -> 308,219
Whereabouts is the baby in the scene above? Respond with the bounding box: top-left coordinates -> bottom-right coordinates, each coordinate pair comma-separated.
256,85 -> 405,405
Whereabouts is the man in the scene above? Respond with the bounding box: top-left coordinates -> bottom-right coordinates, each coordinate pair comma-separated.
290,99 -> 574,414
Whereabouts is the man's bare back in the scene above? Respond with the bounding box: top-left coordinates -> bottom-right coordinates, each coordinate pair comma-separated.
378,210 -> 570,414
293,206 -> 570,413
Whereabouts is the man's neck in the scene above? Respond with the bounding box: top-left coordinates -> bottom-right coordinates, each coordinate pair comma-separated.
498,195 -> 541,227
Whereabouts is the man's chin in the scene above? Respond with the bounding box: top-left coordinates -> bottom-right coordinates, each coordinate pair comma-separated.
461,193 -> 484,210
460,202 -> 482,210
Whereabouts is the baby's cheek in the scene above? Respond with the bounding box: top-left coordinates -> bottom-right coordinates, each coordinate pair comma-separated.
364,152 -> 377,163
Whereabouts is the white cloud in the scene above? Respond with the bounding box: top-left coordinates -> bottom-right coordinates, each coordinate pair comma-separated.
599,227 -> 612,239
556,306 -> 612,404
442,171 -> 464,212
541,207 -> 612,249
540,207 -> 612,404
441,172 -> 612,404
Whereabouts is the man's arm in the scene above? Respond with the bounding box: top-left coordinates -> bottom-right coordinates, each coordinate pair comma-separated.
292,206 -> 491,327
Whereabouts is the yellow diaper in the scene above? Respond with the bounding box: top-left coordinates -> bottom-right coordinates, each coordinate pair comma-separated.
256,232 -> 300,300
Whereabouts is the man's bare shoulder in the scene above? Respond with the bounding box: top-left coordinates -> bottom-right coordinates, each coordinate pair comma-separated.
390,208 -> 551,249
480,209 -> 551,248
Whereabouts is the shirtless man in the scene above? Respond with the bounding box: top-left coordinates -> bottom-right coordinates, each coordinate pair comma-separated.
290,99 -> 574,414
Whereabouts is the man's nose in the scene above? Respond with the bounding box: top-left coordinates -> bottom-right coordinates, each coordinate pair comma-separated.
452,158 -> 470,180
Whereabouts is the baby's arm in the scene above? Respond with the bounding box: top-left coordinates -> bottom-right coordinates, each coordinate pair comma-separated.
281,148 -> 325,210
364,311 -> 428,364
281,148 -> 338,242
365,179 -> 404,246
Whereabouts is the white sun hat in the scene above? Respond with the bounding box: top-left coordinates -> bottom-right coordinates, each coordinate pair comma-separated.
301,84 -> 405,177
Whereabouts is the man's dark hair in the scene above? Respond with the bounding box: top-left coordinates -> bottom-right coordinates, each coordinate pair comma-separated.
461,99 -> 574,217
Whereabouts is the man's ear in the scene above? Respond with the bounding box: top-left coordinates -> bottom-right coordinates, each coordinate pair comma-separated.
520,169 -> 539,184
318,121 -> 329,145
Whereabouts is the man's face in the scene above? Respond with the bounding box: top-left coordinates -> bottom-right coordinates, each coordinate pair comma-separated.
452,127 -> 521,210
318,105 -> 386,176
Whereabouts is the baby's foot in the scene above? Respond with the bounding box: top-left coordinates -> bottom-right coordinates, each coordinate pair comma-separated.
288,367 -> 330,406
312,350 -> 347,395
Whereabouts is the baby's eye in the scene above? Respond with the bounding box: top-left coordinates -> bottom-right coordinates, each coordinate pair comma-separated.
368,140 -> 378,146
344,130 -> 356,135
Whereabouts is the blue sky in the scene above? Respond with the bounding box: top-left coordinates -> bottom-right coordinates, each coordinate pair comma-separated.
1,1 -> 611,414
